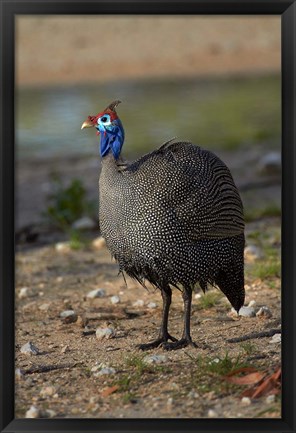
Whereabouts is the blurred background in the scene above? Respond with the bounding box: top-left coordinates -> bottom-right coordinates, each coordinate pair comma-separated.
15,15 -> 281,244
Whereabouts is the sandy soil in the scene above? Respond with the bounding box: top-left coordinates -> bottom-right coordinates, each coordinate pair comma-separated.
15,217 -> 281,419
16,16 -> 280,86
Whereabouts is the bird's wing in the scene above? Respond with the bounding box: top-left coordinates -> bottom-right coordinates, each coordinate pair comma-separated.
123,141 -> 244,240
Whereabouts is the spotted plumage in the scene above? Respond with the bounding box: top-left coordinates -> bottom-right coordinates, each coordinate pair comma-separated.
82,100 -> 245,350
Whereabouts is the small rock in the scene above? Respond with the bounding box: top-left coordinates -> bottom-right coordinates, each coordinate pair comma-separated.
133,299 -> 145,307
20,342 -> 40,355
147,302 -> 157,309
72,216 -> 96,230
40,386 -> 56,398
143,354 -> 168,364
110,295 -> 120,304
94,367 -> 116,376
194,293 -> 202,299
256,306 -> 272,318
244,245 -> 263,262
167,397 -> 174,406
60,345 -> 69,354
18,287 -> 34,299
258,152 -> 281,175
237,306 -> 256,317
266,394 -> 276,403
15,368 -> 24,380
76,315 -> 84,327
87,288 -> 106,299
207,409 -> 218,418
96,327 -> 115,340
241,397 -> 251,406
56,276 -> 63,283
92,236 -> 106,249
248,300 -> 256,307
55,242 -> 70,253
187,390 -> 199,398
270,333 -> 281,344
39,303 -> 50,311
43,409 -> 56,418
25,405 -> 40,418
60,310 -> 77,323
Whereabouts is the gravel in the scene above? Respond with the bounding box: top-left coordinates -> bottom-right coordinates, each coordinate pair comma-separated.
95,327 -> 115,340
110,295 -> 120,304
60,310 -> 78,323
86,288 -> 106,299
20,342 -> 40,355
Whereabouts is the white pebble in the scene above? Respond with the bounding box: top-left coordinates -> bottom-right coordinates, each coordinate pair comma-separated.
237,306 -> 256,317
55,242 -> 70,253
25,405 -> 40,418
208,409 -> 218,418
270,333 -> 281,344
143,354 -> 168,364
38,303 -> 50,311
133,299 -> 145,307
20,342 -> 40,355
110,295 -> 120,304
86,288 -> 106,299
194,293 -> 202,299
256,306 -> 272,318
147,302 -> 157,309
167,397 -> 174,406
40,386 -> 56,398
92,236 -> 106,249
241,397 -> 251,406
15,368 -> 24,380
72,216 -> 96,230
18,287 -> 33,299
244,245 -> 263,262
96,327 -> 115,340
43,409 -> 56,418
258,152 -> 281,175
266,394 -> 276,403
60,310 -> 75,318
248,300 -> 256,307
93,367 -> 116,376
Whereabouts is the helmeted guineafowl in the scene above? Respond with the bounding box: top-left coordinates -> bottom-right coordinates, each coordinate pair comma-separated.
81,100 -> 245,350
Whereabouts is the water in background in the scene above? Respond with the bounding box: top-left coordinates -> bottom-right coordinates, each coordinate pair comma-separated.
16,74 -> 280,161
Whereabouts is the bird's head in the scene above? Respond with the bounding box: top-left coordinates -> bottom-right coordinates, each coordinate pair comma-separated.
81,100 -> 124,160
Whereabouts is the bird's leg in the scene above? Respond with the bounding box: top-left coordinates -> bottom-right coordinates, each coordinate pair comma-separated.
162,288 -> 197,350
138,286 -> 177,351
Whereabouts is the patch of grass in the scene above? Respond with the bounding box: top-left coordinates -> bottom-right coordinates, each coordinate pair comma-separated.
253,260 -> 281,279
44,175 -> 95,231
68,229 -> 90,250
245,204 -> 281,222
188,352 -> 251,395
197,290 -> 223,309
240,342 -> 257,356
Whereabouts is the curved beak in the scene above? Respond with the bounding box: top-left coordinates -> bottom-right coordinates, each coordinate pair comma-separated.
81,119 -> 95,130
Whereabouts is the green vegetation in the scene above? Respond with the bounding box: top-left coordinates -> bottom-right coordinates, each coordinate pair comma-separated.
112,354 -> 171,402
44,175 -> 95,231
197,290 -> 223,309
240,342 -> 257,356
188,352 -> 252,395
244,204 -> 281,222
252,260 -> 281,279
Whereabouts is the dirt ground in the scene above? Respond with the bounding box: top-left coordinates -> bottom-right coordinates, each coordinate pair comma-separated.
16,16 -> 280,86
15,217 -> 281,419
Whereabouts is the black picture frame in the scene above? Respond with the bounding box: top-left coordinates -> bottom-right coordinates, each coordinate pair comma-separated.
0,1 -> 295,432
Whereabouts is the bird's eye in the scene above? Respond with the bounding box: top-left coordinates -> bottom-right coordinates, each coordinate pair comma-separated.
101,117 -> 107,123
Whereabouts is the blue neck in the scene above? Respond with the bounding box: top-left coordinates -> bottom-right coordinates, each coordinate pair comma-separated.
98,119 -> 125,160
